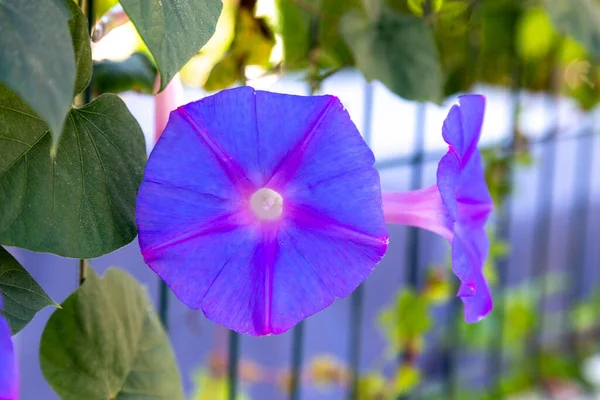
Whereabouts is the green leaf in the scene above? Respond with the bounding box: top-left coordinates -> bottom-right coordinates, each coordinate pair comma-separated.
191,369 -> 250,400
0,0 -> 76,147
234,11 -> 275,67
40,267 -> 184,400
504,298 -> 535,344
423,268 -> 452,304
571,288 -> 600,331
120,0 -> 223,90
0,89 -> 146,258
356,373 -> 387,400
274,0 -> 313,69
92,52 -> 158,95
68,0 -> 93,96
275,0 -> 358,71
0,246 -> 57,334
340,8 -> 443,102
476,0 -> 523,88
431,1 -> 474,96
378,288 -> 432,351
407,0 -> 444,16
318,0 -> 362,68
95,0 -> 120,22
204,56 -> 241,92
545,0 -> 600,60
204,9 -> 275,91
516,7 -> 557,60
394,365 -> 421,395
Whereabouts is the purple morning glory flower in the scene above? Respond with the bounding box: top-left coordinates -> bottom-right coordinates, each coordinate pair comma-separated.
0,296 -> 18,400
136,86 -> 389,335
382,95 -> 493,322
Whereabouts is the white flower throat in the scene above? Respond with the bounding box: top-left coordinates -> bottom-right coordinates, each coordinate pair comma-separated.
250,188 -> 283,220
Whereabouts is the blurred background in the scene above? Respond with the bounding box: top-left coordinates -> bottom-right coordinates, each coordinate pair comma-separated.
10,0 -> 600,398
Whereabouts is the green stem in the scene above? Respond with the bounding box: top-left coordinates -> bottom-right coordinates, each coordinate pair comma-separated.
78,259 -> 87,285
77,0 -> 95,288
159,281 -> 169,330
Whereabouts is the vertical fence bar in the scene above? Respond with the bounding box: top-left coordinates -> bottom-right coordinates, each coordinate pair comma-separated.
404,104 -> 426,289
289,33 -> 320,394
487,63 -> 522,394
228,331 -> 240,400
530,94 -> 560,389
347,81 -> 374,400
441,292 -> 459,399
403,0 -> 431,292
348,287 -> 364,399
395,103 -> 426,399
290,321 -> 305,400
565,129 -> 594,354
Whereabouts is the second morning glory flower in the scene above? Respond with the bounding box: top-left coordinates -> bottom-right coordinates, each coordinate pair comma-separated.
382,95 -> 493,322
136,86 -> 389,335
0,295 -> 18,400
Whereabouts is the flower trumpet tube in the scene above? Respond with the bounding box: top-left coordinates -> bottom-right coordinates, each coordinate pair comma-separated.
383,95 -> 493,323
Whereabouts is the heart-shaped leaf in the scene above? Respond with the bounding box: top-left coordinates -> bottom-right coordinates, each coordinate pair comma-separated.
0,0 -> 76,147
340,8 -> 443,103
0,88 -> 146,258
0,246 -> 57,334
40,267 -> 184,400
120,0 -> 223,90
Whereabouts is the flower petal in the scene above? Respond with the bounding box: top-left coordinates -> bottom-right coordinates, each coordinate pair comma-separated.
436,150 -> 460,221
178,87 -> 335,187
141,221 -> 259,307
255,90 -> 335,184
199,229 -> 271,335
136,183 -> 239,254
0,306 -> 17,400
442,95 -> 485,162
452,224 -> 489,295
143,109 -> 244,200
270,221 -> 387,334
457,95 -> 486,162
459,270 -> 493,323
456,151 -> 493,226
279,98 -> 388,239
441,105 -> 464,155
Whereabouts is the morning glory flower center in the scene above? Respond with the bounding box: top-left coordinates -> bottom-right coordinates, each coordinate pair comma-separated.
250,188 -> 283,220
